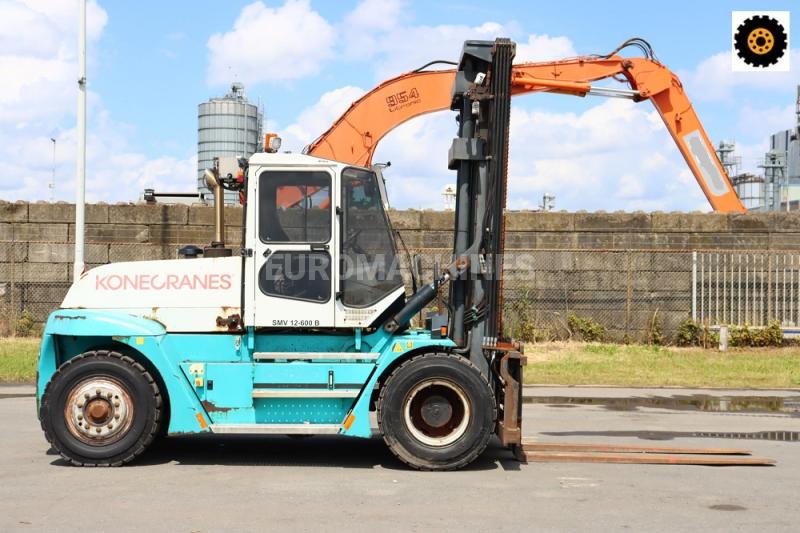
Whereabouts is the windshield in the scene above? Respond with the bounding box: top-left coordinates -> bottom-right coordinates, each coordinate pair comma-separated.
340,167 -> 403,308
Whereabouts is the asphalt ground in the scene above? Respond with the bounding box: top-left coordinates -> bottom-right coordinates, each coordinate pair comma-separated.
1,386 -> 798,532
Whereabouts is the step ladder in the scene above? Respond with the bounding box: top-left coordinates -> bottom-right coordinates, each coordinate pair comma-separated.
254,352 -> 379,361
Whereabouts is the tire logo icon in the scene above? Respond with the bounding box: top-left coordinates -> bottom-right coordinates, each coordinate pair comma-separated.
732,12 -> 790,70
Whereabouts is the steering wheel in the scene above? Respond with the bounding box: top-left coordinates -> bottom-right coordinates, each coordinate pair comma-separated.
343,228 -> 367,256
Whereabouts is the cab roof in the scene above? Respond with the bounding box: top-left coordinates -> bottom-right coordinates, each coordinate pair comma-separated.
248,152 -> 364,169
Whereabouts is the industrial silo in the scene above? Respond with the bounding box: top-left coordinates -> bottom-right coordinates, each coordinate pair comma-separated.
761,86 -> 800,211
197,83 -> 263,204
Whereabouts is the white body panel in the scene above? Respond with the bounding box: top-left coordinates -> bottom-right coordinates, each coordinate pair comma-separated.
248,158 -> 340,329
62,257 -> 241,332
245,154 -> 404,330
62,153 -> 405,333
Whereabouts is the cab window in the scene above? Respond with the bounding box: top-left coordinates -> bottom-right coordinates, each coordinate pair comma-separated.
259,170 -> 331,243
340,167 -> 404,307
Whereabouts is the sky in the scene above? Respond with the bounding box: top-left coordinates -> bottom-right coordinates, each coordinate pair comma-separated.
1,0 -> 797,212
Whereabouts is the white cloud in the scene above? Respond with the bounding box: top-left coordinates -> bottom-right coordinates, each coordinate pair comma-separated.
0,0 -> 107,125
0,0 -> 197,204
0,0 -> 107,58
515,34 -> 577,62
0,110 -> 197,203
362,26 -> 579,78
340,0 -> 406,60
206,0 -> 335,86
344,0 -> 405,33
681,49 -> 800,102
616,173 -> 645,199
282,86 -> 366,151
506,100 -> 709,211
369,97 -> 711,212
369,21 -> 511,79
736,103 -> 795,142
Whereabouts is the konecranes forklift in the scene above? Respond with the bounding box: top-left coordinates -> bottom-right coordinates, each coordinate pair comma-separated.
36,40 -> 523,471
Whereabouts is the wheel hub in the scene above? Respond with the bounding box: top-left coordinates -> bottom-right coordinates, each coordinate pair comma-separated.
64,378 -> 134,445
419,395 -> 453,428
403,380 -> 471,447
85,398 -> 112,424
747,28 -> 774,55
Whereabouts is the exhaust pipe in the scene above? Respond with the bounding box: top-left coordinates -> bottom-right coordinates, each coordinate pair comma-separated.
203,161 -> 232,258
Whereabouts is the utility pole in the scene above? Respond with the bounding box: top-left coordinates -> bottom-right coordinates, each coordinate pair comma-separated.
74,0 -> 86,281
539,193 -> 555,212
50,137 -> 56,202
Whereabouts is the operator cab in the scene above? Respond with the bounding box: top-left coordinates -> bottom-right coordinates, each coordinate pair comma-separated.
243,152 -> 405,330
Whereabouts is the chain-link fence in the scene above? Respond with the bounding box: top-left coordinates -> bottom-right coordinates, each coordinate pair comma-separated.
404,248 -> 694,343
3,240 -> 799,342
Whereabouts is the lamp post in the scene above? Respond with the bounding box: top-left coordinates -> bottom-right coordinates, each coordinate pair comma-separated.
74,0 -> 86,281
50,137 -> 56,202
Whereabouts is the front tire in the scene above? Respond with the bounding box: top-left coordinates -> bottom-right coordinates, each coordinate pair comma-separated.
377,353 -> 496,471
40,350 -> 162,466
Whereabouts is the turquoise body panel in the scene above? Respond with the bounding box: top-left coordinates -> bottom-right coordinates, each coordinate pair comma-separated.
37,309 -> 455,437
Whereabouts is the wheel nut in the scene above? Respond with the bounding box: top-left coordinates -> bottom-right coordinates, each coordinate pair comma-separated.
107,424 -> 113,430
107,392 -> 113,399
114,402 -> 120,408
95,428 -> 102,433
114,414 -> 120,420
96,389 -> 101,396
84,393 -> 90,399
77,414 -> 83,420
77,402 -> 84,408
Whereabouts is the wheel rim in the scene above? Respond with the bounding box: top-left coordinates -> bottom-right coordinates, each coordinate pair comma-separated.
747,28 -> 774,55
403,379 -> 471,447
63,377 -> 134,446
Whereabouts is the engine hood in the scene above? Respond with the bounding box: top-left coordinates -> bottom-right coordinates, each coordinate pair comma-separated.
62,256 -> 242,332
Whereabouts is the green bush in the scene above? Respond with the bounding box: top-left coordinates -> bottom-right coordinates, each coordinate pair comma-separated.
675,317 -> 720,347
15,311 -> 40,338
729,321 -> 783,347
647,310 -> 665,345
504,286 -> 557,343
676,317 -> 702,346
567,313 -> 607,342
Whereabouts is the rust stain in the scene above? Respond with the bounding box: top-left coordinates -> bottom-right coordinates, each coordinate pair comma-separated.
215,308 -> 242,331
144,307 -> 167,328
201,400 -> 232,413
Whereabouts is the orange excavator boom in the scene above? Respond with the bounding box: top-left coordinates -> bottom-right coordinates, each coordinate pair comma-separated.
305,40 -> 745,213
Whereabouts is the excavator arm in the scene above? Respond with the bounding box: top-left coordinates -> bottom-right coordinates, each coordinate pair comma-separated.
305,40 -> 745,213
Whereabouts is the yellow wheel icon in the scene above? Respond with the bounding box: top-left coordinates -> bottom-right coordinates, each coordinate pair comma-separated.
747,28 -> 774,55
734,15 -> 787,67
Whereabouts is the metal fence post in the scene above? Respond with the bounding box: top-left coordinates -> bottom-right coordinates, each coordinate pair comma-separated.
691,251 -> 697,321
625,250 -> 632,341
9,225 -> 17,334
767,254 -> 773,324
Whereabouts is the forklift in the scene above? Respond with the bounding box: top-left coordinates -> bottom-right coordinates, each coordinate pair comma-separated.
36,40 -> 523,470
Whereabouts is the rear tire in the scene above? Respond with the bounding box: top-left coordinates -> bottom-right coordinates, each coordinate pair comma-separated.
377,352 -> 495,471
40,350 -> 162,466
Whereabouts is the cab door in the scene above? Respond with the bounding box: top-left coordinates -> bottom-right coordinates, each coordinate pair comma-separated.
253,168 -> 336,328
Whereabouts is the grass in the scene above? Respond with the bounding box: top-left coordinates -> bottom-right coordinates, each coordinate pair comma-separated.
0,337 -> 39,383
2,337 -> 798,389
524,342 -> 800,389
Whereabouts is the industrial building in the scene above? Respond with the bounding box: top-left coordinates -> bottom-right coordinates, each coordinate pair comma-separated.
197,83 -> 263,204
719,86 -> 800,211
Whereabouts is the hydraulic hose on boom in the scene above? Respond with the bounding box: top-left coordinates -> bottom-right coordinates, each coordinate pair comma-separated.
305,38 -> 746,213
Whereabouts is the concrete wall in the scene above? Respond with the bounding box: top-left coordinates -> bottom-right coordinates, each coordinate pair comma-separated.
2,201 -> 799,340
388,209 -> 800,251
4,201 -> 800,258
